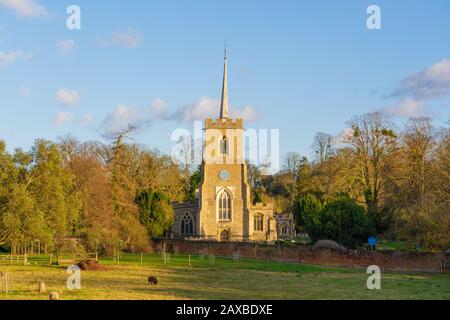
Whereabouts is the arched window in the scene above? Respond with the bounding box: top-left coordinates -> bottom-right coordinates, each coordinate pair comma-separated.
220,229 -> 230,241
180,212 -> 194,235
280,224 -> 288,236
220,136 -> 229,155
254,214 -> 264,232
218,189 -> 232,220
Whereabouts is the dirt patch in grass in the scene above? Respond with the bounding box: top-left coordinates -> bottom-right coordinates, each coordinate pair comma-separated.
77,259 -> 108,271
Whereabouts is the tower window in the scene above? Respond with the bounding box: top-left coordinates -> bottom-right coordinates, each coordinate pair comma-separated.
280,224 -> 288,236
254,214 -> 264,232
181,212 -> 194,235
218,189 -> 232,220
220,136 -> 229,155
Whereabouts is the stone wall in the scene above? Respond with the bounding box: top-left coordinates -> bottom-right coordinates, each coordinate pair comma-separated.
154,239 -> 448,273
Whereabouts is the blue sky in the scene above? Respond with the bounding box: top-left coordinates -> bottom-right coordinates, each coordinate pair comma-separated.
1,0 -> 449,160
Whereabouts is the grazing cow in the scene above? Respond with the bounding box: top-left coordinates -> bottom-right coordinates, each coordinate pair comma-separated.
148,276 -> 158,285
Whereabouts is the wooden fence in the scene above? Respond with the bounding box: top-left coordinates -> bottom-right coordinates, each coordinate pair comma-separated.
57,252 -> 98,265
0,254 -> 28,266
0,253 -> 97,266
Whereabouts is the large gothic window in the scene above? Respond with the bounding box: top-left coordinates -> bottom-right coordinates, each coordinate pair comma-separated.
220,136 -> 229,155
254,214 -> 264,231
218,189 -> 232,220
181,212 -> 194,235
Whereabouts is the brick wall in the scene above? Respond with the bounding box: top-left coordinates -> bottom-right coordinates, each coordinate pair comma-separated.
154,239 -> 447,273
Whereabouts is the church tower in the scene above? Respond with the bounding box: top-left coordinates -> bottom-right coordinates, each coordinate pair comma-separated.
171,48 -> 292,242
198,47 -> 252,241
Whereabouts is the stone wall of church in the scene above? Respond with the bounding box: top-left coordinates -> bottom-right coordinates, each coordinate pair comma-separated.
249,203 -> 277,241
172,201 -> 199,239
275,213 -> 296,240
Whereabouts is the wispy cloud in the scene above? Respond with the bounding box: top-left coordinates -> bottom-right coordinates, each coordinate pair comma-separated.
382,98 -> 430,118
99,28 -> 143,48
53,112 -> 74,127
172,97 -> 218,121
0,0 -> 49,19
233,105 -> 260,122
380,59 -> 450,118
0,50 -> 32,68
336,127 -> 354,144
98,96 -> 261,137
99,98 -> 167,137
388,59 -> 450,100
171,96 -> 260,122
56,40 -> 75,55
56,88 -> 80,106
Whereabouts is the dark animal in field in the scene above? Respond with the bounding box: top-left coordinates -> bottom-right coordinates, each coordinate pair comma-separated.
148,276 -> 158,285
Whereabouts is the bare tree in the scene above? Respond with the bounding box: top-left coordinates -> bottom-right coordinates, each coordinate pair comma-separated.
283,152 -> 302,179
311,132 -> 334,164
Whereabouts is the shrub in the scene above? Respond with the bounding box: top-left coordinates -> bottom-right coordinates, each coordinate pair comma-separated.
307,194 -> 375,249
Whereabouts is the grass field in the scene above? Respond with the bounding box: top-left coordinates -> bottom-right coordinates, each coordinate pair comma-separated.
0,253 -> 449,300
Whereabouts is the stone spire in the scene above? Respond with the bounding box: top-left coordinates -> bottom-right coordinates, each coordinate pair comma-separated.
220,43 -> 230,119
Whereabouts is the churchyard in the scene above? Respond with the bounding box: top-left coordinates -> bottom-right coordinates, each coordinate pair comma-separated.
0,253 -> 449,300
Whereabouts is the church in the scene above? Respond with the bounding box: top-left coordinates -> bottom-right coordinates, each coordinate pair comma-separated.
171,51 -> 295,242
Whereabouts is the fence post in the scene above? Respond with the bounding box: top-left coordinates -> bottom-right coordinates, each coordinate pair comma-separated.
140,252 -> 143,266
188,254 -> 191,268
24,254 -> 28,266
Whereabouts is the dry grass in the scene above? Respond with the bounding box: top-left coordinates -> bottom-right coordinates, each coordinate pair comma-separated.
0,261 -> 449,300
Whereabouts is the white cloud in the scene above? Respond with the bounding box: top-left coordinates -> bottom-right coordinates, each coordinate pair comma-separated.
172,96 -> 260,122
382,98 -> 429,118
56,40 -> 75,55
56,89 -> 80,106
99,28 -> 143,48
336,127 -> 354,144
150,97 -> 168,115
0,50 -> 32,68
232,105 -> 260,122
0,0 -> 49,19
174,96 -> 218,121
99,98 -> 167,137
53,112 -> 74,127
99,96 -> 261,137
389,58 -> 450,100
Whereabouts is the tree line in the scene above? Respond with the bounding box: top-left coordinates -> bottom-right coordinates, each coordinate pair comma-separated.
250,114 -> 449,251
0,130 -> 188,255
0,113 -> 448,254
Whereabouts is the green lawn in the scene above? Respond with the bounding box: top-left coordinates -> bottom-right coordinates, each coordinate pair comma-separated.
0,253 -> 448,300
